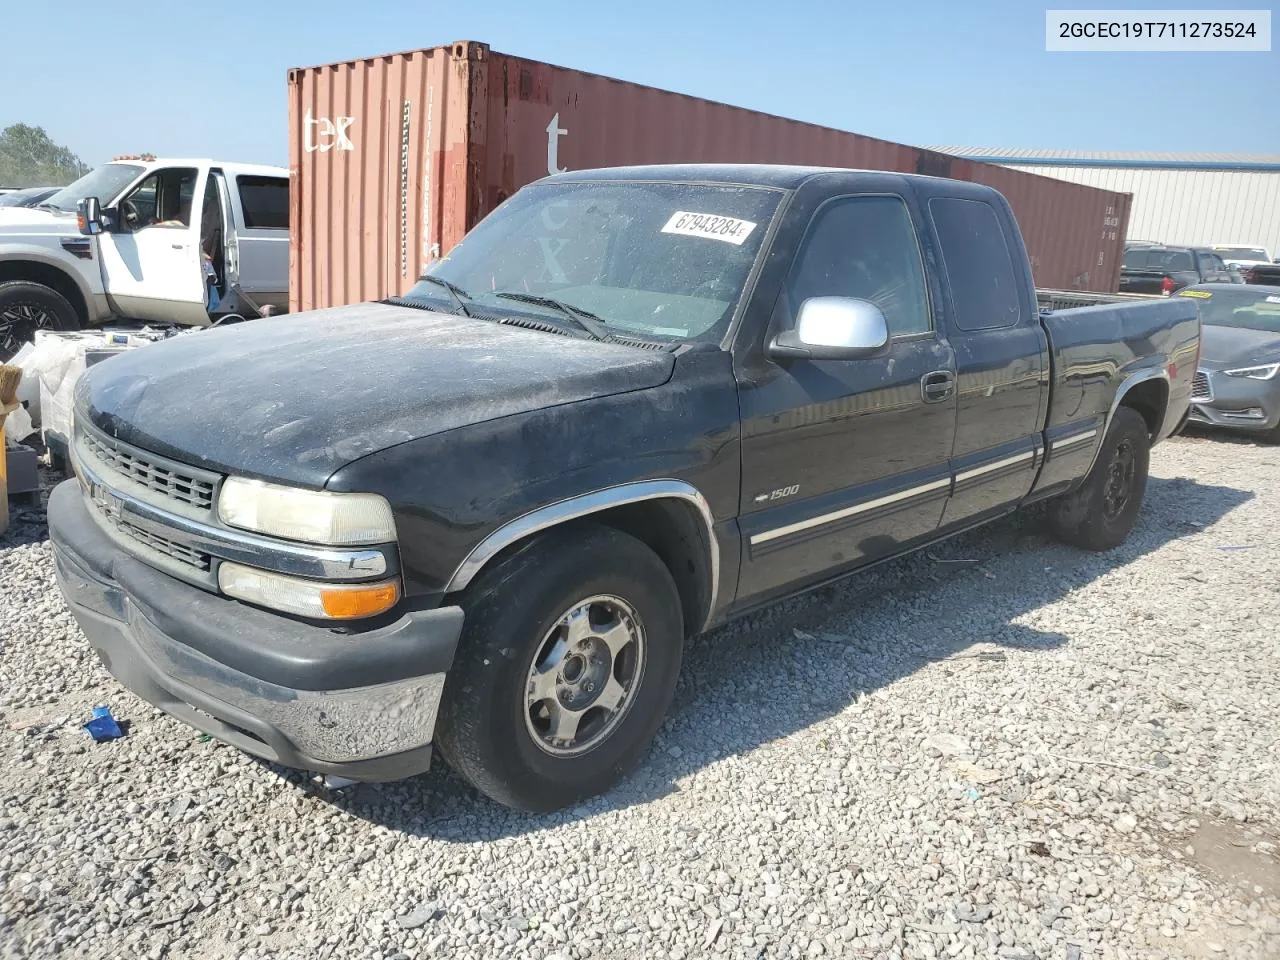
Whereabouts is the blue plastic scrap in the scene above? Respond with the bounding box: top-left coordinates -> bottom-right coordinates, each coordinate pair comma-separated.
83,705 -> 124,742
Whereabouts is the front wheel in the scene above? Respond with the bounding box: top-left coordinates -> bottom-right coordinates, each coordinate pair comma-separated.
0,280 -> 81,360
1050,406 -> 1151,551
435,524 -> 684,812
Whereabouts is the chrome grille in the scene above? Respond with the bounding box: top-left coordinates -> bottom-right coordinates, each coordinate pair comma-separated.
1191,370 -> 1213,403
91,504 -> 212,572
81,429 -> 217,511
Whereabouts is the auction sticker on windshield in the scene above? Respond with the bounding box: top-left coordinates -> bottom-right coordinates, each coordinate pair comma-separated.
1179,290 -> 1213,298
661,211 -> 757,245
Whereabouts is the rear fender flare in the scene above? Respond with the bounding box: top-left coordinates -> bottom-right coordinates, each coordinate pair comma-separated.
1083,367 -> 1170,475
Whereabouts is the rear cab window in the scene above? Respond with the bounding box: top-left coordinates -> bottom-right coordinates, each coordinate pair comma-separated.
236,175 -> 289,230
928,197 -> 1022,331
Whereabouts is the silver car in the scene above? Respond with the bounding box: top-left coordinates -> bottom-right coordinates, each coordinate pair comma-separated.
1181,284 -> 1280,442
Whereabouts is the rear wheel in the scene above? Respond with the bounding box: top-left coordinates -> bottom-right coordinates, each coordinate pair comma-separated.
1050,406 -> 1151,551
0,281 -> 80,360
435,524 -> 684,812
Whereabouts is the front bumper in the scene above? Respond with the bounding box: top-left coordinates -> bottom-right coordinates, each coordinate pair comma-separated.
1188,368 -> 1280,433
47,480 -> 464,781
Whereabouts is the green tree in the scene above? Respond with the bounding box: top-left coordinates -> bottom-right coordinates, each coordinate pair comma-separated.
0,124 -> 87,188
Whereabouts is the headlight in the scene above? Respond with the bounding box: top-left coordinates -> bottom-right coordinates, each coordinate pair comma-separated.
218,477 -> 397,545
218,562 -> 400,620
1224,363 -> 1280,380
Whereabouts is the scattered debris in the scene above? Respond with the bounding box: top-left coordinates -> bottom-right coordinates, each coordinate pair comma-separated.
955,903 -> 994,923
926,552 -> 981,564
953,760 -> 1006,785
922,733 -> 970,758
1028,841 -> 1051,857
704,917 -> 724,948
82,706 -> 124,742
396,904 -> 443,929
1216,545 -> 1254,552
1114,813 -> 1139,834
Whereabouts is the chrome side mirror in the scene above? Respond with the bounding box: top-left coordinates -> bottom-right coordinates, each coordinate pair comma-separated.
767,297 -> 890,361
77,197 -> 102,236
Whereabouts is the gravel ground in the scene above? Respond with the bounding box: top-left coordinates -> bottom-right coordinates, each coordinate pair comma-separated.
2,432 -> 1278,960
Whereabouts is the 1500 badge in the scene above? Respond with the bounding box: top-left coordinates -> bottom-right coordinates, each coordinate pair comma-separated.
754,485 -> 800,503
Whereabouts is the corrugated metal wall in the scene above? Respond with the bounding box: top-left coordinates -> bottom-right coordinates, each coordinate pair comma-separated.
998,165 -> 1280,256
289,42 -> 1134,312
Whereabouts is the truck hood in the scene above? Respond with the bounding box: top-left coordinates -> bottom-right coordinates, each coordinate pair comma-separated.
1200,324 -> 1280,368
80,302 -> 676,487
0,206 -> 74,231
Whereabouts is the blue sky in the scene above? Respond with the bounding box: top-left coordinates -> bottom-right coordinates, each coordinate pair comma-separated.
2,0 -> 1275,167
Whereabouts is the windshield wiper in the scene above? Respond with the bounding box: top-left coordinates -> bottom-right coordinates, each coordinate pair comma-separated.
493,292 -> 609,340
35,202 -> 63,213
417,275 -> 472,317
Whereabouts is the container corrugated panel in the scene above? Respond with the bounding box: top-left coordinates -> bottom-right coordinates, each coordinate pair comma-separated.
289,42 -> 1132,312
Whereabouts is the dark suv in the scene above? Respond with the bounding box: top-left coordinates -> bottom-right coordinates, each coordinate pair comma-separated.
1120,245 -> 1234,295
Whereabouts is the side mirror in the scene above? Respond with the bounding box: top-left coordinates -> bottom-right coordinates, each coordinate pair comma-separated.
77,197 -> 103,236
767,297 -> 890,361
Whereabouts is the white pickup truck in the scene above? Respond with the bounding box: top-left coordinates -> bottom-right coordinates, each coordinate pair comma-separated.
0,157 -> 289,357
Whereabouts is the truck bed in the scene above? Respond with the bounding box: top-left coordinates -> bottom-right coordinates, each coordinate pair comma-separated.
1040,297 -> 1200,441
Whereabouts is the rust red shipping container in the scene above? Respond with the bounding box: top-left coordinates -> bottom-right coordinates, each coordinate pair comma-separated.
288,41 -> 1131,312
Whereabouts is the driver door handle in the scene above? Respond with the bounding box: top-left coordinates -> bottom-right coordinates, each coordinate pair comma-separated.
171,243 -> 186,250
921,370 -> 955,403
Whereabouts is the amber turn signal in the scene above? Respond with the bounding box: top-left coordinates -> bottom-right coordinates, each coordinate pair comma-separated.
218,561 -> 400,620
320,582 -> 400,619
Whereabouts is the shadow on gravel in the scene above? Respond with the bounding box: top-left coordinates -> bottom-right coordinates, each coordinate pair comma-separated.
1180,423 -> 1280,449
0,504 -> 50,548
0,461 -> 58,549
221,474 -> 1259,839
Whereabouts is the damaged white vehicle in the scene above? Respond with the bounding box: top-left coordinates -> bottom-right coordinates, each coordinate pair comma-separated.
0,157 -> 289,357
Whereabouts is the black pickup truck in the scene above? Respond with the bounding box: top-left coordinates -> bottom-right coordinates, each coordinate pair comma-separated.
49,165 -> 1199,812
1120,244 -> 1235,295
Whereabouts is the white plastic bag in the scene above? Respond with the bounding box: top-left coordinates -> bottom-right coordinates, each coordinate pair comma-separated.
41,353 -> 86,444
15,335 -> 82,426
4,402 -> 35,442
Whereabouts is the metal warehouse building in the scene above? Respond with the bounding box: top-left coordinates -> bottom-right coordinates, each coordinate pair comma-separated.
928,148 -> 1280,259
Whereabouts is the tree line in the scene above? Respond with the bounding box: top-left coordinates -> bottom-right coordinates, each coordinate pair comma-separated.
0,124 -> 87,188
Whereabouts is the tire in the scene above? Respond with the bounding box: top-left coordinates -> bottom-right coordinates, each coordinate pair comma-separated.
1050,406 -> 1151,551
0,280 -> 81,360
435,524 -> 684,812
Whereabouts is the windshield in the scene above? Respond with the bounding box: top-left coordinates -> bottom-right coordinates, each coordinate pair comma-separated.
41,163 -> 145,213
1123,249 -> 1194,271
1181,288 -> 1280,333
1212,246 -> 1269,262
403,180 -> 783,343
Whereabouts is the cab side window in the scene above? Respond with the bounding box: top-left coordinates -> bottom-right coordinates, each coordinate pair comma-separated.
929,197 -> 1023,331
1198,252 -> 1225,275
787,196 -> 931,337
120,168 -> 198,230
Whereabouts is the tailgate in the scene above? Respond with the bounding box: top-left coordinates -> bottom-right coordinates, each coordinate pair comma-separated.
1119,270 -> 1172,294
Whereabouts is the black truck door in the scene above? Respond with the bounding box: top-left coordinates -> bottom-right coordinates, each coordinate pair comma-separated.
923,192 -> 1047,529
734,188 -> 957,604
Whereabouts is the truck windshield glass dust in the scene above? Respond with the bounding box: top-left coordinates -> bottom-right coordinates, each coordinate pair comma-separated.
405,181 -> 783,343
42,163 -> 145,213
